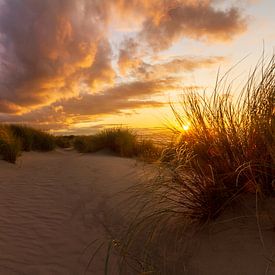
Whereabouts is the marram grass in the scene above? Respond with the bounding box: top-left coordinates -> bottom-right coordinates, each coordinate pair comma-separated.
0,124 -> 55,163
0,125 -> 21,163
162,55 -> 275,222
74,128 -> 161,161
108,56 -> 275,274
10,124 -> 55,152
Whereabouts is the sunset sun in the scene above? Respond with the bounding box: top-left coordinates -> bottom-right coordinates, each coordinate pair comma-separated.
182,124 -> 190,131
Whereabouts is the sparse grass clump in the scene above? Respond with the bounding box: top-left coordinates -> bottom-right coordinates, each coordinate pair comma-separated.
0,124 -> 55,163
10,125 -> 55,152
74,135 -> 95,153
91,128 -> 138,157
134,139 -> 161,162
0,125 -> 21,163
55,135 -> 75,148
74,128 -> 161,160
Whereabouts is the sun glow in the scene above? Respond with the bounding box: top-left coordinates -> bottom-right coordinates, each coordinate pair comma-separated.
182,124 -> 190,131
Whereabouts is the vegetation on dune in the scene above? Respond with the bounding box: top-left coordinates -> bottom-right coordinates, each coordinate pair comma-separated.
160,56 -> 275,222
74,128 -> 161,160
10,125 -> 55,152
108,56 -> 275,274
74,128 -> 138,157
0,125 -> 21,163
55,135 -> 75,148
0,125 -> 160,163
0,125 -> 55,163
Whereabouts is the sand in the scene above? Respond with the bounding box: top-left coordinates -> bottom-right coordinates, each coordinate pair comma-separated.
0,149 -> 274,274
0,149 -> 145,274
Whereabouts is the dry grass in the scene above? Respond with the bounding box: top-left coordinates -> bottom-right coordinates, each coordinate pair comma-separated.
74,128 -> 161,161
10,125 -> 55,152
161,56 -> 275,222
109,56 -> 275,274
55,135 -> 75,148
0,124 -> 55,163
0,125 -> 21,163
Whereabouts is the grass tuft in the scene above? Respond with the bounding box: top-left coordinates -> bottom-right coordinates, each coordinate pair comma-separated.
0,125 -> 21,163
55,135 -> 75,148
159,56 -> 275,222
111,56 -> 275,274
74,128 -> 161,160
0,124 -> 55,163
9,125 -> 55,152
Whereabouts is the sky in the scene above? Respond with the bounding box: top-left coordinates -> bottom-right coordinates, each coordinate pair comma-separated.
0,0 -> 274,135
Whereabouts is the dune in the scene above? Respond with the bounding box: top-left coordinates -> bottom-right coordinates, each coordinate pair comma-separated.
0,149 -> 274,274
0,149 -> 145,274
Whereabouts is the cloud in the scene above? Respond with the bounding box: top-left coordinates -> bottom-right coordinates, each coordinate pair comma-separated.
0,0 -> 115,114
118,38 -> 141,75
132,56 -> 225,80
0,78 -> 177,129
142,0 -> 247,50
118,0 -> 246,74
0,0 -> 248,131
81,38 -> 116,90
58,78 -> 176,116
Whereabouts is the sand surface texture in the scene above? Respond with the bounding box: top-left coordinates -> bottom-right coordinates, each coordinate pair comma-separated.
0,150 -> 274,275
0,150 -> 144,274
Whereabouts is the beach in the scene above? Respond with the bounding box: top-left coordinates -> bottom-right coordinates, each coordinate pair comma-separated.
0,149 -> 145,274
0,150 -> 274,274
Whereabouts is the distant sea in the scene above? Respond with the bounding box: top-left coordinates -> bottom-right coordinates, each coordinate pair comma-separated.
134,127 -> 177,145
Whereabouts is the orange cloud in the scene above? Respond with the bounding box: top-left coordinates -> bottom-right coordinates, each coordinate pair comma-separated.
0,0 -> 113,114
0,0 -> 247,128
0,78 -> 178,129
55,78 -> 177,116
124,56 -> 225,80
140,1 -> 247,50
118,38 -> 142,75
118,1 -> 246,74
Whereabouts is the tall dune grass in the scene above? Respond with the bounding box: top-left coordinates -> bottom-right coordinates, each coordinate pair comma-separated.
55,135 -> 75,148
161,56 -> 275,222
0,125 -> 21,163
111,57 -> 275,274
9,125 -> 55,152
74,128 -> 161,160
0,124 -> 55,163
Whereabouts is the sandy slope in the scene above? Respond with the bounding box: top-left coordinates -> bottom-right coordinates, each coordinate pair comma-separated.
0,150 -> 274,275
0,149 -> 145,275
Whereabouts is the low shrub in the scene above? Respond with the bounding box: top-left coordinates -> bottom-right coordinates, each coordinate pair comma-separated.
74,128 -> 137,156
